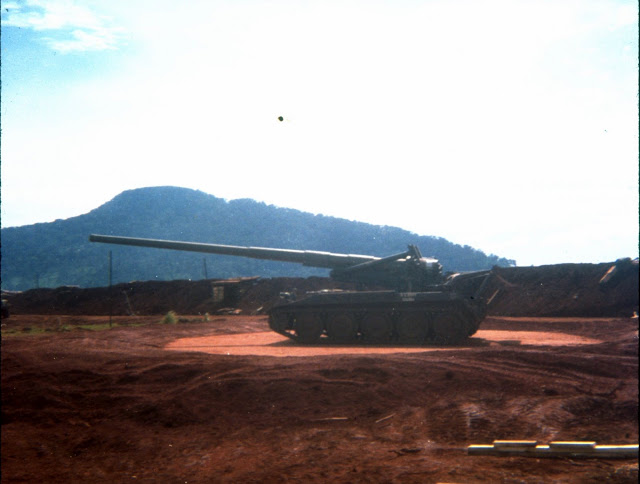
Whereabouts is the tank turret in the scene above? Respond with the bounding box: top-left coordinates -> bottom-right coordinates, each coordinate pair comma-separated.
89,234 -> 490,345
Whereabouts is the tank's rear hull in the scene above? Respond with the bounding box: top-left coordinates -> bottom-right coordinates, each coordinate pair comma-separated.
268,290 -> 486,345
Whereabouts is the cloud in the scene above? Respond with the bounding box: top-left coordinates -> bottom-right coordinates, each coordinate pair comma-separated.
44,27 -> 120,52
1,0 -> 123,52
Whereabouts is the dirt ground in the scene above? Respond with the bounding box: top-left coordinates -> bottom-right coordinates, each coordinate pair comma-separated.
2,313 -> 638,483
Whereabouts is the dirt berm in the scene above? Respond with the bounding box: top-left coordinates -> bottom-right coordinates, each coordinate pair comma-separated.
4,260 -> 638,317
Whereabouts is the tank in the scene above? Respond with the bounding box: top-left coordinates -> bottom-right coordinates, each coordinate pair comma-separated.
89,234 -> 493,345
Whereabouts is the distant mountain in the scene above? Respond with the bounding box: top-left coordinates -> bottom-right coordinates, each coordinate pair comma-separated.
1,186 -> 515,290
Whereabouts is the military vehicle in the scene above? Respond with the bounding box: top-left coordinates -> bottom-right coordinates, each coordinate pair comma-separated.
89,234 -> 494,345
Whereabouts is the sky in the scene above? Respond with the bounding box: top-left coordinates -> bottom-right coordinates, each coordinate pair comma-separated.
1,0 -> 638,266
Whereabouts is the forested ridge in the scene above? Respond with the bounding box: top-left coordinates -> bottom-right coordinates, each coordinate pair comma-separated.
1,186 -> 515,290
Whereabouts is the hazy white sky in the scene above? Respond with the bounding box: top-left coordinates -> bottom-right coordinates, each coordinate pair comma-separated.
1,0 -> 638,266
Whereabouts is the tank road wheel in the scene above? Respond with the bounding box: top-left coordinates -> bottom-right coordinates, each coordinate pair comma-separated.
326,313 -> 358,343
269,310 -> 292,334
361,312 -> 392,343
294,313 -> 324,344
396,312 -> 428,344
430,310 -> 467,346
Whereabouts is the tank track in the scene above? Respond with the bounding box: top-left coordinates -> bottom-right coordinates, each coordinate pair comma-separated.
268,290 -> 486,346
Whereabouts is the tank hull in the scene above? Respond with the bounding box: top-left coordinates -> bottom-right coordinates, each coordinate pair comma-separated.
269,290 -> 486,345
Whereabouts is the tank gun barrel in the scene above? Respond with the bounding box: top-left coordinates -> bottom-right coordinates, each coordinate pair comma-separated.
89,234 -> 378,269
89,235 -> 444,290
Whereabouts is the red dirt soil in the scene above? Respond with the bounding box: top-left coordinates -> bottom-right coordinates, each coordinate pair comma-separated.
2,313 -> 638,483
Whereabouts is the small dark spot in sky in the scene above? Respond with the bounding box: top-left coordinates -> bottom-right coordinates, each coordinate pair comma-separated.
278,116 -> 284,122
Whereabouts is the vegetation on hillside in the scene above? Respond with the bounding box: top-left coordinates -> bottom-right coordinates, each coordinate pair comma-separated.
1,186 -> 515,290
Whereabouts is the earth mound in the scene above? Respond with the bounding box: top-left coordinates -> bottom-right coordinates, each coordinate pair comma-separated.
3,260 -> 638,318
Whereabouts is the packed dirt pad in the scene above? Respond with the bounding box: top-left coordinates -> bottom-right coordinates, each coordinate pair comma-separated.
165,321 -> 604,357
2,314 -> 638,483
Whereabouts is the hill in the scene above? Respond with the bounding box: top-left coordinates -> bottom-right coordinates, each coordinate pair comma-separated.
1,186 -> 515,290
